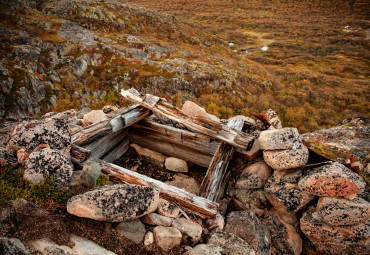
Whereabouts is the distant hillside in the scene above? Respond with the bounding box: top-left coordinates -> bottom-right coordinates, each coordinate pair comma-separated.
0,0 -> 369,132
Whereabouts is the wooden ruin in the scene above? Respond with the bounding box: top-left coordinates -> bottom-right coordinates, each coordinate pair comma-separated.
70,88 -> 262,218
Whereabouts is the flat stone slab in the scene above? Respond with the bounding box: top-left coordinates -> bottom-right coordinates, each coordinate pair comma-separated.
67,184 -> 159,222
259,128 -> 301,150
153,226 -> 182,251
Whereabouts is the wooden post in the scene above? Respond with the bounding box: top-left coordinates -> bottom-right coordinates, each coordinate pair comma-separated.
88,158 -> 219,218
200,117 -> 244,202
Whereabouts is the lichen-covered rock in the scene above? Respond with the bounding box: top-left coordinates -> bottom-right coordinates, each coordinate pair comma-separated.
67,184 -> 160,222
23,147 -> 73,188
300,207 -> 369,254
157,199 -> 180,218
165,157 -> 188,173
102,105 -> 118,114
153,226 -> 182,251
259,128 -> 301,150
172,218 -> 203,245
182,101 -> 220,122
0,237 -> 30,255
236,162 -> 271,189
116,219 -> 146,244
263,143 -> 309,171
260,210 -> 302,255
298,162 -> 366,196
207,230 -> 256,255
0,148 -> 18,167
224,211 -> 270,255
189,244 -> 226,255
233,189 -> 268,211
264,172 -> 314,215
82,110 -> 108,126
6,118 -> 71,156
316,196 -> 370,226
264,109 -> 282,129
140,213 -> 174,227
70,161 -> 101,186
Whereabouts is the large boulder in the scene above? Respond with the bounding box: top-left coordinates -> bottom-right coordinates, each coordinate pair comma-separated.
182,101 -> 220,122
260,211 -> 302,255
298,162 -> 366,196
224,211 -> 270,255
300,207 -> 369,254
235,162 -> 271,189
67,184 -> 160,222
262,143 -> 309,171
264,172 -> 314,215
153,226 -> 182,251
6,118 -> 71,156
207,230 -> 256,255
259,128 -> 301,150
316,196 -> 370,226
172,218 -> 203,245
23,147 -> 73,188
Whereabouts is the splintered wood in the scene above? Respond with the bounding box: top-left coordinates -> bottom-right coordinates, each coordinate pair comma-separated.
121,89 -> 255,151
200,117 -> 244,202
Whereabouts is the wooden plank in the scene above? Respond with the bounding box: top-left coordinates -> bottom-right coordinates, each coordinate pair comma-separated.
88,129 -> 128,159
88,158 -> 219,218
102,137 -> 130,163
235,139 -> 261,160
129,130 -> 213,167
121,88 -> 255,151
71,119 -> 112,146
70,144 -> 91,162
132,119 -> 219,155
200,117 -> 244,202
113,104 -> 151,132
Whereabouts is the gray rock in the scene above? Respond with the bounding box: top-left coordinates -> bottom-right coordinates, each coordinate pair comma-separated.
165,157 -> 188,173
0,237 -> 30,255
260,211 -> 302,255
73,54 -> 90,76
70,235 -> 116,255
144,232 -> 154,246
189,244 -> 226,255
0,148 -> 18,167
172,218 -> 203,245
233,189 -> 268,211
6,118 -> 71,156
263,143 -> 309,171
264,172 -> 314,215
76,107 -> 91,119
70,162 -> 101,186
153,226 -> 182,251
140,213 -> 174,227
317,196 -> 370,226
31,238 -> 76,255
298,162 -> 366,196
280,169 -> 303,183
67,184 -> 160,222
29,76 -> 45,102
224,211 -> 270,255
259,128 -> 301,150
235,162 -> 271,189
207,230 -> 256,255
23,147 -> 73,188
116,219 -> 146,244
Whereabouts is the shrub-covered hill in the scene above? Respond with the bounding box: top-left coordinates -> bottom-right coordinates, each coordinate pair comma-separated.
0,0 -> 369,133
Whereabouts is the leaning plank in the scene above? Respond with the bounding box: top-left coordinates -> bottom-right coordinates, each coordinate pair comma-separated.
102,137 -> 130,163
88,129 -> 128,159
129,130 -> 213,167
121,88 -> 254,151
72,119 -> 112,146
200,117 -> 244,202
71,144 -> 91,162
88,158 -> 219,218
132,119 -> 219,155
111,104 -> 151,132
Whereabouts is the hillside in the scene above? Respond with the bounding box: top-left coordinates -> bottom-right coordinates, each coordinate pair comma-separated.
0,0 -> 369,133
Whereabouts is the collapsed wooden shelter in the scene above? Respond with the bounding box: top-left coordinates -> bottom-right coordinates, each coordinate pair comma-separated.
71,88 -> 264,219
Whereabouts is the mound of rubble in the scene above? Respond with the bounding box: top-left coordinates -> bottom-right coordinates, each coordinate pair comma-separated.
0,89 -> 369,255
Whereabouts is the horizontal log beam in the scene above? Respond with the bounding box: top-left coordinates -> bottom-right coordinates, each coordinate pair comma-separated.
89,158 -> 219,218
121,89 -> 255,151
70,144 -> 91,162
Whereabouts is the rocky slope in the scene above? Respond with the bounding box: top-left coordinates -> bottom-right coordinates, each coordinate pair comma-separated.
0,0 -> 269,122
